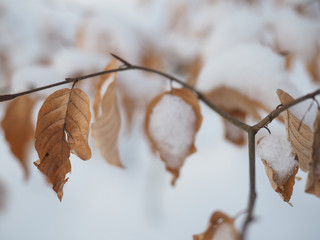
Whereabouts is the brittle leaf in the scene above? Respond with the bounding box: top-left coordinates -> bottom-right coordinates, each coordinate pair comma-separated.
305,110 -> 320,197
205,87 -> 267,146
145,88 -> 202,185
258,135 -> 298,203
93,59 -> 120,119
206,87 -> 262,120
193,211 -> 239,240
34,88 -> 91,201
91,67 -> 123,168
262,159 -> 298,203
277,89 -> 313,171
1,95 -> 35,179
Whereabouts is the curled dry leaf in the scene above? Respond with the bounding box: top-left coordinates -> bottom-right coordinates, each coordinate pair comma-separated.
205,86 -> 267,146
305,110 -> 320,197
93,59 -> 120,119
118,85 -> 136,132
141,42 -> 164,72
258,135 -> 298,203
1,95 -> 35,179
284,53 -> 294,71
223,111 -> 246,146
306,46 -> 320,82
186,56 -> 203,87
193,211 -> 239,240
91,61 -> 123,168
145,88 -> 202,185
34,88 -> 91,201
262,159 -> 298,203
277,89 -> 313,171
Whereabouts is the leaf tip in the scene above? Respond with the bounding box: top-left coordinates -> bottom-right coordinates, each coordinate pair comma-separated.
53,177 -> 69,202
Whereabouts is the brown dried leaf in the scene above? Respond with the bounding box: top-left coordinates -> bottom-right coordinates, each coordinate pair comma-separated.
305,110 -> 320,197
262,159 -> 298,203
223,111 -> 246,146
91,68 -> 123,168
306,46 -> 320,82
169,3 -> 187,31
34,88 -> 91,201
1,95 -> 35,179
193,211 -> 239,240
206,86 -> 263,120
257,135 -> 299,203
186,56 -> 203,87
145,88 -> 202,185
277,89 -> 313,171
206,86 -> 267,146
119,86 -> 136,131
284,53 -> 294,71
93,60 -> 120,119
141,43 -> 164,72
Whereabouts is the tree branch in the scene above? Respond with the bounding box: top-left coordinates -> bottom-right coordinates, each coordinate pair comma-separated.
1,54 -> 320,240
240,128 -> 257,240
0,55 -> 250,132
111,54 -> 251,132
253,89 -> 320,132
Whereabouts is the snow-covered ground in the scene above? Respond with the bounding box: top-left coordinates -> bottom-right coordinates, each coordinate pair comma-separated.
0,0 -> 319,239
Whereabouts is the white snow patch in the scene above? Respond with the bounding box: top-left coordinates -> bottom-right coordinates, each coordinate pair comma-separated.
213,223 -> 237,240
51,48 -> 107,77
197,44 -> 294,110
148,94 -> 196,169
272,8 -> 320,62
203,4 -> 266,59
257,134 -> 297,184
11,65 -> 63,93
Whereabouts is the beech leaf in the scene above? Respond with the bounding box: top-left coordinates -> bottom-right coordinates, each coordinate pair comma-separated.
305,110 -> 320,197
205,86 -> 267,145
193,211 -> 239,240
258,135 -> 298,203
262,160 -> 298,204
91,62 -> 123,168
277,89 -> 313,171
145,88 -> 202,185
93,59 -> 120,119
119,86 -> 136,131
1,95 -> 35,179
34,88 -> 91,201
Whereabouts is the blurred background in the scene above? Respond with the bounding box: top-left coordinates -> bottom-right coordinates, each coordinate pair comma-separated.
0,0 -> 319,239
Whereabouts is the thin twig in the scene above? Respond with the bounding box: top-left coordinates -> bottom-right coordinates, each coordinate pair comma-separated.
240,129 -> 257,240
253,89 -> 320,132
298,100 -> 314,131
263,126 -> 271,134
0,68 -> 131,102
0,79 -> 73,102
110,53 -> 132,66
